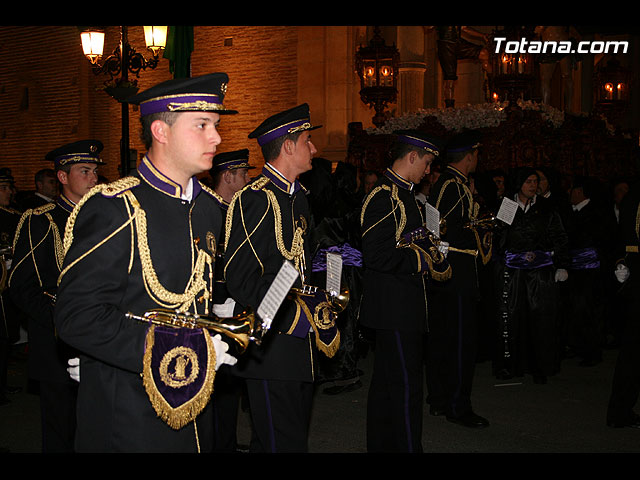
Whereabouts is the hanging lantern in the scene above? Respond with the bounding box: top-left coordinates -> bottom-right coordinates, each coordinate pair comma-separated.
355,27 -> 400,127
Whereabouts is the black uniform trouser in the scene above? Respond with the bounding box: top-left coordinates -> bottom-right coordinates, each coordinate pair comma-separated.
367,329 -> 424,453
39,380 -> 77,453
607,292 -> 640,424
567,268 -> 604,361
426,289 -> 478,418
211,371 -> 243,452
244,377 -> 314,453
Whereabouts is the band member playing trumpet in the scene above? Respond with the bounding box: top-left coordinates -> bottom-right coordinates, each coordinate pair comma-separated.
224,103 -> 339,453
360,130 -> 448,453
426,130 -> 491,429
10,141 -> 104,452
53,74 -> 238,452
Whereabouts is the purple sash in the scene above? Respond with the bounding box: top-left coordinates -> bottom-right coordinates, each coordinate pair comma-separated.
312,243 -> 363,272
505,250 -> 553,269
569,247 -> 600,269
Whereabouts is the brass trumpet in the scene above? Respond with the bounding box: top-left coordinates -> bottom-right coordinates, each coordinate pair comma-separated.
0,247 -> 12,294
396,225 -> 442,249
126,307 -> 264,354
289,285 -> 350,314
464,213 -> 498,230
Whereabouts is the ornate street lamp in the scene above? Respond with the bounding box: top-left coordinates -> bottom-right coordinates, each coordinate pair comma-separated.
79,26 -> 167,176
355,27 -> 400,128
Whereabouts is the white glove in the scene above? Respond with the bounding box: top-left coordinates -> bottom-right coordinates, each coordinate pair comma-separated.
437,240 -> 449,258
67,357 -> 80,382
211,334 -> 237,370
554,268 -> 568,282
615,264 -> 630,283
212,297 -> 236,318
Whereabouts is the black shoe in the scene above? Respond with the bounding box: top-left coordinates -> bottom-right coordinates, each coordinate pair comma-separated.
579,358 -> 602,367
322,380 -> 362,395
429,405 -> 446,416
495,369 -> 513,381
532,375 -> 547,384
607,414 -> 640,429
4,385 -> 22,395
446,412 -> 489,428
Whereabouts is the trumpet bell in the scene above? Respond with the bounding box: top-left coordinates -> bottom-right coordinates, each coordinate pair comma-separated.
289,285 -> 350,314
127,307 -> 262,354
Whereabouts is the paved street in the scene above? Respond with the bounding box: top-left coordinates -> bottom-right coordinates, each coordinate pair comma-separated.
1,343 -> 639,454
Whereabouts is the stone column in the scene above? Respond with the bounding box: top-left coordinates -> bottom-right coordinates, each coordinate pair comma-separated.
397,26 -> 426,115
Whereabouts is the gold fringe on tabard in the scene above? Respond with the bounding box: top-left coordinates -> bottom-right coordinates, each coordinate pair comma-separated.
406,243 -> 452,282
142,325 -> 217,430
295,297 -> 341,358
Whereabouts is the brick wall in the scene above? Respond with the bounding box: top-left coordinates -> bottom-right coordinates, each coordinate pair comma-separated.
0,25 -> 298,192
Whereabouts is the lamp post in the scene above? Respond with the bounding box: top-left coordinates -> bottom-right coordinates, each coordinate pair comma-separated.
355,27 -> 400,128
79,26 -> 167,176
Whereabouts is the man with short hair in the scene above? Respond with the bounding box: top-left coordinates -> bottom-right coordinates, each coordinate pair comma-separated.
208,148 -> 254,453
224,103 -> 339,453
360,129 -> 449,452
426,130 -> 491,429
20,168 -> 58,210
53,73 -> 238,453
10,140 -> 103,452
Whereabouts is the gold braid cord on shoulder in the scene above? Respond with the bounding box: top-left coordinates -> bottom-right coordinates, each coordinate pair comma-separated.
59,177 -> 214,313
361,184 -> 406,243
434,177 -> 491,264
224,177 -> 306,279
9,204 -> 63,288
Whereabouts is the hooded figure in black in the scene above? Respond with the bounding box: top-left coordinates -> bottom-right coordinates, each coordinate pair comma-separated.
564,175 -> 607,366
493,166 -> 570,384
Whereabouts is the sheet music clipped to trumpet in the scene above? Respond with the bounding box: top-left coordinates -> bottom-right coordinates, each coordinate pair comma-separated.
325,252 -> 343,296
257,260 -> 299,330
424,202 -> 441,238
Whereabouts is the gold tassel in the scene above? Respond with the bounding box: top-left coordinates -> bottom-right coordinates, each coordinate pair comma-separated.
141,326 -> 216,430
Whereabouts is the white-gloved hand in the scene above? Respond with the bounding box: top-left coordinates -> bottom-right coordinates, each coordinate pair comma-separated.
212,297 -> 236,318
437,240 -> 449,258
67,357 -> 80,382
615,263 -> 630,283
554,268 -> 568,282
211,334 -> 237,370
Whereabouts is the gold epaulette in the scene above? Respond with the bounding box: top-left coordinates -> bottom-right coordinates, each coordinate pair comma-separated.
99,176 -> 140,198
626,245 -> 639,253
250,176 -> 270,191
360,184 -> 390,227
0,205 -> 24,215
62,177 -> 139,255
11,203 -> 56,251
31,203 -> 56,215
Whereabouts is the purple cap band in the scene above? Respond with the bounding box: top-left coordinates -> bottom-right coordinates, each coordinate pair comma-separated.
447,142 -> 480,153
213,159 -> 253,171
55,153 -> 103,167
139,93 -> 224,116
257,119 -> 311,146
397,134 -> 440,156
